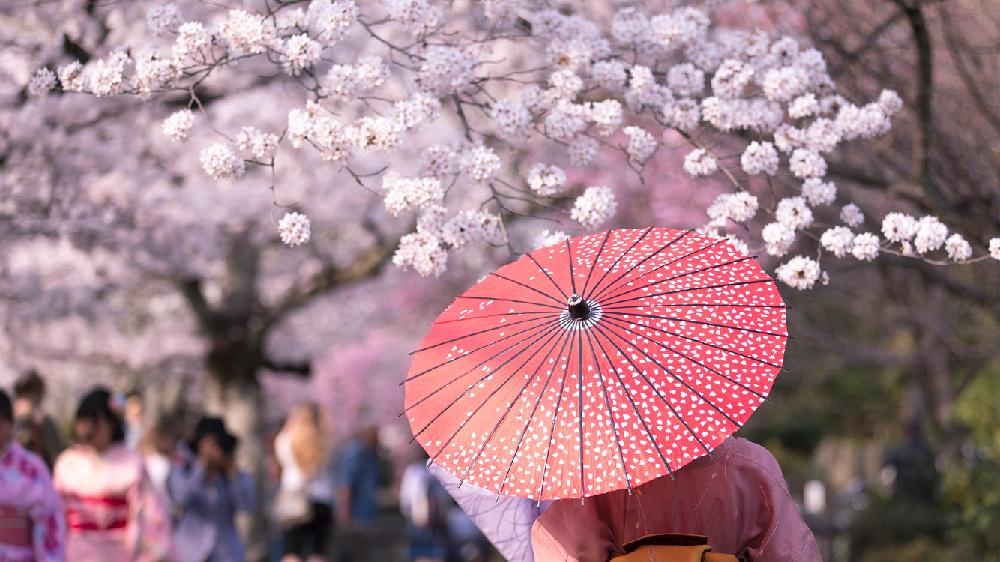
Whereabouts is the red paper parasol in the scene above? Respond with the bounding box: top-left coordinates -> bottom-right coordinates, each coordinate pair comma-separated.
404,228 -> 788,500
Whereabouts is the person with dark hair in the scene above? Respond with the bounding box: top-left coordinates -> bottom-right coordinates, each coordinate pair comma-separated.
0,388 -> 65,562
169,415 -> 256,562
12,369 -> 64,468
52,387 -> 172,561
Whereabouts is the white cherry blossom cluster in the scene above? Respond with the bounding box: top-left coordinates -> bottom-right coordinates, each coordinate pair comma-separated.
526,164 -> 567,197
325,56 -> 387,98
236,127 -> 279,161
570,186 -> 617,229
199,143 -> 245,181
776,255 -> 823,290
460,146 -> 501,183
38,0 -> 997,286
278,212 -> 311,247
683,149 -> 718,177
28,68 -> 56,96
382,173 -> 444,217
811,211 -> 993,280
162,109 -> 195,142
392,206 -> 503,276
534,229 -> 571,249
707,192 -> 759,227
623,126 -> 658,163
740,142 -> 779,176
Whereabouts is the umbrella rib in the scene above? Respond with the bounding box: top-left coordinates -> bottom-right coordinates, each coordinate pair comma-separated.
596,324 -> 741,430
410,315 -> 554,356
434,310 -> 554,325
592,325 -> 715,455
593,239 -> 724,303
456,295 -> 561,309
601,316 -> 767,400
405,320 -> 554,383
602,279 -> 775,308
586,327 -> 675,477
604,303 -> 786,310
412,323 -> 563,444
566,239 -> 578,295
589,229 -> 695,302
575,330 -> 585,498
601,254 -> 753,305
403,323 -> 561,418
597,317 -> 783,369
582,329 -> 634,495
456,327 -> 568,483
602,311 -> 788,338
424,328 -> 561,465
526,252 -> 570,300
490,273 -> 566,305
586,227 -> 654,300
497,330 -> 575,498
580,230 -> 612,297
537,331 -> 577,500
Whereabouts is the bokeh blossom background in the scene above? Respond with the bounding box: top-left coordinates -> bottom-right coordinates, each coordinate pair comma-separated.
1,0 -> 998,560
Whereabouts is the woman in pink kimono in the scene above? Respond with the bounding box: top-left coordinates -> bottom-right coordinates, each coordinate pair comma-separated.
432,438 -> 822,562
53,388 -> 172,562
0,388 -> 64,562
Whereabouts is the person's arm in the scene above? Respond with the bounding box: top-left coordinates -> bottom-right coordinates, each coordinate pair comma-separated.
29,468 -> 65,562
335,449 -> 357,525
735,444 -> 823,562
129,467 -> 173,562
428,463 -> 543,562
227,471 -> 257,511
336,485 -> 352,526
167,462 -> 208,508
41,417 -> 64,460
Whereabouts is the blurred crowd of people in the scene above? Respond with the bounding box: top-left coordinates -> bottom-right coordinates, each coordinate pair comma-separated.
0,371 -> 488,562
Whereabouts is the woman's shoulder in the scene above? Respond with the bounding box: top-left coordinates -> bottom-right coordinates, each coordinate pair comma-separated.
107,443 -> 141,459
104,444 -> 146,475
3,442 -> 50,482
54,444 -> 89,467
53,445 -> 94,485
714,438 -> 786,480
273,431 -> 294,464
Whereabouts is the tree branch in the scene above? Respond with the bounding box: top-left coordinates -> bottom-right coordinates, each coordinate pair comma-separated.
903,260 -> 999,317
262,238 -> 399,331
177,278 -> 217,327
827,11 -> 906,78
892,0 -> 950,211
261,356 -> 312,377
940,8 -> 1000,138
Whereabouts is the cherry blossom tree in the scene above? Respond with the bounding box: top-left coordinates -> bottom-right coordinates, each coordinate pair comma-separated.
20,0 -> 999,279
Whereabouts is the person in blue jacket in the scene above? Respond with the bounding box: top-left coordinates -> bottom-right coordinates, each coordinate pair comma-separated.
169,417 -> 256,562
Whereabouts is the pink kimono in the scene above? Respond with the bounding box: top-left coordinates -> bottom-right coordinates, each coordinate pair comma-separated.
530,438 -> 822,561
0,441 -> 64,562
53,444 -> 172,562
434,438 -> 821,562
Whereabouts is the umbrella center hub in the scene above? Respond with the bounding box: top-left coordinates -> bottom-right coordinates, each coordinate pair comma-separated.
567,294 -> 590,319
561,295 -> 602,330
